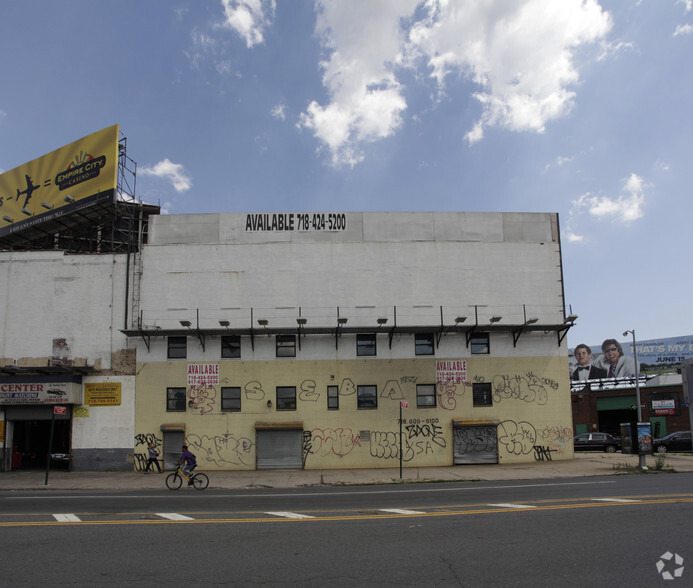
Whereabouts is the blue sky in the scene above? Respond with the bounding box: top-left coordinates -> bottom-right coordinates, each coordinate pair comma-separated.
1,0 -> 691,348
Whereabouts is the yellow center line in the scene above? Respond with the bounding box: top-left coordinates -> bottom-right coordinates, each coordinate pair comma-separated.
1,497 -> 692,527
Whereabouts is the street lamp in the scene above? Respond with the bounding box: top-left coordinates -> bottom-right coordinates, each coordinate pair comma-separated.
624,329 -> 646,469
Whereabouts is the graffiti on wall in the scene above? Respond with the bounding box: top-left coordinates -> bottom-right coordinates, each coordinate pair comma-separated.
537,425 -> 573,444
436,381 -> 468,410
302,427 -> 361,465
133,432 -> 163,471
188,384 -> 217,414
381,380 -> 404,400
186,433 -> 253,466
369,429 -> 446,463
533,445 -> 556,461
299,380 -> 319,402
453,426 -> 497,455
497,420 -> 537,455
491,373 -> 558,406
244,380 -> 265,400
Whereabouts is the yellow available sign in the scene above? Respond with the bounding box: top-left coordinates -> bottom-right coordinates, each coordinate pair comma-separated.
0,125 -> 119,232
85,382 -> 122,406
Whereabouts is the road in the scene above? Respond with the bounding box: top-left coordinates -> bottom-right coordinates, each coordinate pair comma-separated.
1,474 -> 691,586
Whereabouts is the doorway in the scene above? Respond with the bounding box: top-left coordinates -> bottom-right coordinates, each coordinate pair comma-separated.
11,419 -> 71,470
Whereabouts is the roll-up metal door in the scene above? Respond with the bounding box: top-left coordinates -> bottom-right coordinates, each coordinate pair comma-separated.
257,429 -> 303,470
453,425 -> 498,464
163,430 -> 185,470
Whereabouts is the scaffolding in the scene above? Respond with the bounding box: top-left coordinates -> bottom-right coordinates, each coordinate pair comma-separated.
0,132 -> 160,254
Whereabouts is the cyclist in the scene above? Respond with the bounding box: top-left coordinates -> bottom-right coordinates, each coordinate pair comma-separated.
177,445 -> 197,485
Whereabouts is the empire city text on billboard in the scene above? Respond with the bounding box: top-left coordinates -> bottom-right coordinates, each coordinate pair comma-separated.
0,125 -> 120,237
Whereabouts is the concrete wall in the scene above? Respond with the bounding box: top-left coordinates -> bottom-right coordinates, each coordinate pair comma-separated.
134,342 -> 573,470
0,250 -> 136,471
71,375 -> 136,470
0,251 -> 130,369
139,212 -> 564,330
132,211 -> 573,469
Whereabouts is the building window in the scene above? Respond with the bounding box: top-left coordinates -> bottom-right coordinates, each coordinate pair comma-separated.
415,333 -> 435,355
470,333 -> 490,355
167,387 -> 187,411
327,385 -> 339,410
168,336 -> 187,359
357,334 -> 376,356
276,335 -> 296,357
416,384 -> 436,407
221,335 -> 241,358
221,387 -> 241,411
276,386 -> 297,410
357,385 -> 377,409
473,382 -> 492,406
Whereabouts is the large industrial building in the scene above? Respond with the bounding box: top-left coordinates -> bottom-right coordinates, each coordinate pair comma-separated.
1,128 -> 579,472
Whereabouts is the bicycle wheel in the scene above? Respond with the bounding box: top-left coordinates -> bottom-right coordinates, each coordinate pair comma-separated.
166,472 -> 182,490
191,473 -> 209,490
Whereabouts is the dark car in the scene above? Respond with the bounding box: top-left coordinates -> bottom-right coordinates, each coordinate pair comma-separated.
573,432 -> 621,453
653,431 -> 692,453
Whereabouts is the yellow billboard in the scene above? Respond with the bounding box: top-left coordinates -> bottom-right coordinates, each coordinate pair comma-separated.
0,125 -> 119,235
85,382 -> 122,406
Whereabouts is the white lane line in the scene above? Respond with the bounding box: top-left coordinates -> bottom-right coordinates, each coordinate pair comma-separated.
592,498 -> 641,503
266,511 -> 315,519
380,508 -> 426,514
487,503 -> 536,509
53,513 -> 81,522
156,513 -> 195,520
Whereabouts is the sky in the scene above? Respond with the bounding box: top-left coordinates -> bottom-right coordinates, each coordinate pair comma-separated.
0,0 -> 691,349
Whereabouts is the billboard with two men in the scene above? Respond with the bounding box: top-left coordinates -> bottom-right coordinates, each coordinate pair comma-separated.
0,125 -> 119,238
570,334 -> 693,383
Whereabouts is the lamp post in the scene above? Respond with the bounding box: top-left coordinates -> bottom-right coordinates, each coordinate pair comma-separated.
624,329 -> 646,469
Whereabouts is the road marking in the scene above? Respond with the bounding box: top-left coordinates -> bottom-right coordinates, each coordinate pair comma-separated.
380,508 -> 426,514
1,497 -> 692,528
487,503 -> 536,509
156,513 -> 194,520
592,498 -> 641,503
53,513 -> 81,522
266,511 -> 314,519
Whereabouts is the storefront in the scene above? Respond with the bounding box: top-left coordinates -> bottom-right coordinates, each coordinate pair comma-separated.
1,376 -> 82,471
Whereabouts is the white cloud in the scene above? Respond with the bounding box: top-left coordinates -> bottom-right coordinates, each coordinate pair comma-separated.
678,0 -> 692,13
597,39 -> 635,61
219,0 -> 276,48
565,231 -> 584,243
140,159 -> 193,193
543,154 -> 575,173
271,104 -> 286,121
572,173 -> 647,224
674,23 -> 693,36
296,0 -> 612,165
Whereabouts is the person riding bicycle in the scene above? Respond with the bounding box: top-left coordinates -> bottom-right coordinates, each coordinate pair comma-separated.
177,445 -> 197,484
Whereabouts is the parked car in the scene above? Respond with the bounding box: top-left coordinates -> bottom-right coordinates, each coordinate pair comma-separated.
653,431 -> 692,453
573,432 -> 621,453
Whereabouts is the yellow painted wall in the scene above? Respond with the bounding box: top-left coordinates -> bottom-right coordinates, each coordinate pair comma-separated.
135,355 -> 574,470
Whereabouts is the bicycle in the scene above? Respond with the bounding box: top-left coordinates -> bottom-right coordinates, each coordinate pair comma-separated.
165,466 -> 209,490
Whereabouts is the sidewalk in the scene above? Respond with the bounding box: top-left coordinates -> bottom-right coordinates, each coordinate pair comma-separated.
1,452 -> 692,491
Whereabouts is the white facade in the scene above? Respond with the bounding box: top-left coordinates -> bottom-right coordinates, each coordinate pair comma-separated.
139,211 -> 564,332
0,250 -> 136,470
